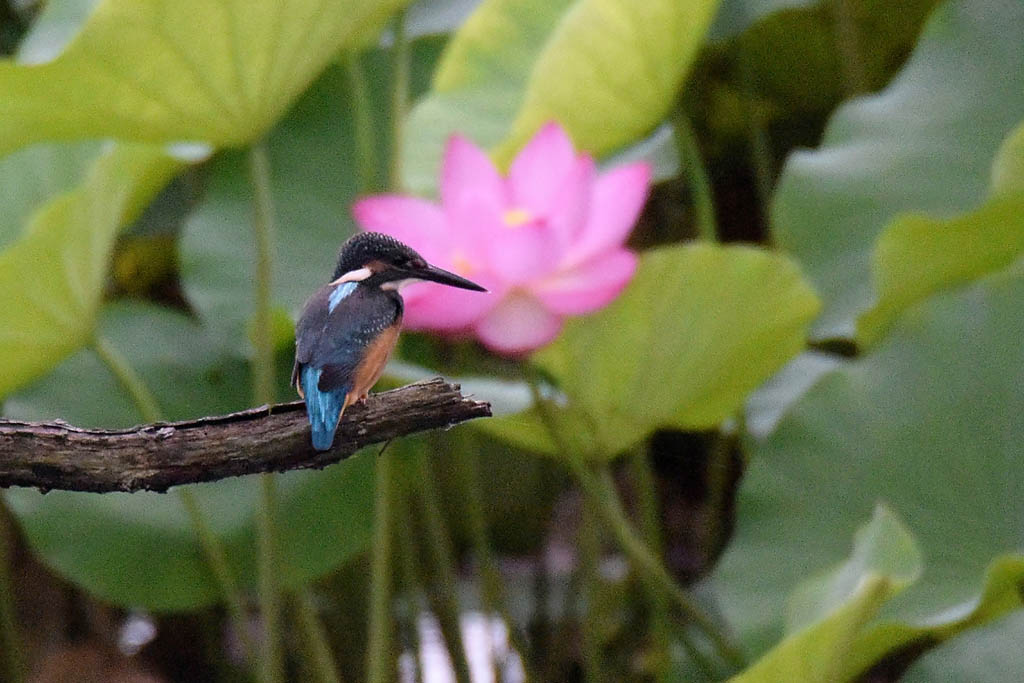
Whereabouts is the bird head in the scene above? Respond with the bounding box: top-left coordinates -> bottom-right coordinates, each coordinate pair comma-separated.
330,232 -> 486,292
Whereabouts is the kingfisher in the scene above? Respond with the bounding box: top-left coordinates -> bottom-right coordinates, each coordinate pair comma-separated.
292,232 -> 486,451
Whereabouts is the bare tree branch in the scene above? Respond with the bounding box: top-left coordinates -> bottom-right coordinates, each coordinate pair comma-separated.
0,379 -> 490,494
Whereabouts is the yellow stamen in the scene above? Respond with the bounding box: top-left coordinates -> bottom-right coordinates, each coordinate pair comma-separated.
452,250 -> 475,276
502,207 -> 533,228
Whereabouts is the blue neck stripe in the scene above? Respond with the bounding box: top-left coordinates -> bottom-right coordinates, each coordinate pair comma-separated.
328,281 -> 358,312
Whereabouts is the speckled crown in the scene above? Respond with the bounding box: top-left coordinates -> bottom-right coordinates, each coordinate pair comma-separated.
331,232 -> 422,280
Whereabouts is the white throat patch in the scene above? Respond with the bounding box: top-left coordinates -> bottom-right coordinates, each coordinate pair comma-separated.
381,278 -> 423,292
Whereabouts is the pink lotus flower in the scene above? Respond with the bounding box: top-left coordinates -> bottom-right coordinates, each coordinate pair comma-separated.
353,122 -> 651,354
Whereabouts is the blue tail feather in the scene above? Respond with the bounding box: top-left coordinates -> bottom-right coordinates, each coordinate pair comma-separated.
301,366 -> 347,451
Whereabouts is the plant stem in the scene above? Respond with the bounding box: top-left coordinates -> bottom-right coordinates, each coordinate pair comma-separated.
735,49 -> 773,218
704,435 -> 733,561
0,394 -> 18,683
394,484 -> 425,683
413,449 -> 473,683
629,448 -> 663,569
673,110 -> 718,243
93,335 -> 255,661
248,143 -> 277,410
345,52 -> 378,194
830,0 -> 868,95
628,449 -> 671,682
528,384 -> 745,672
250,144 -> 338,683
583,464 -> 744,671
366,12 -> 413,683
630,449 -> 719,679
364,12 -> 411,683
94,335 -> 162,423
294,591 -> 343,683
579,495 -> 605,683
531,550 -> 554,679
0,504 -> 24,683
388,8 -> 410,191
256,473 -> 283,683
453,447 -> 534,680
248,142 -> 285,683
455,450 -> 502,613
367,450 -> 396,683
179,491 -> 256,656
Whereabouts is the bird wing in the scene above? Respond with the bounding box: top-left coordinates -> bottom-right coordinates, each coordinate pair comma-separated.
292,284 -> 333,391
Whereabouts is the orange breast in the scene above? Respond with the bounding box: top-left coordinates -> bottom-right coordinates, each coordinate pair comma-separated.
344,322 -> 402,410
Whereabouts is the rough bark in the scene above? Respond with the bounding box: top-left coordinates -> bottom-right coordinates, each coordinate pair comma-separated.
0,379 -> 490,494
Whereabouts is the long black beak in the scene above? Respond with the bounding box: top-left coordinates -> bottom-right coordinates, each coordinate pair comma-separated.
414,264 -> 488,292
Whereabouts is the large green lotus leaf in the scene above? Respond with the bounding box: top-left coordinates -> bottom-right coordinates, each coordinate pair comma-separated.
528,244 -> 819,458
3,302 -> 261,423
3,302 -> 375,611
730,506 -> 921,683
721,0 -> 938,118
842,555 -> 1024,680
402,0 -> 705,193
711,265 -> 1024,661
0,0 -> 409,157
0,0 -> 107,245
770,0 -> 1024,340
0,144 -> 180,399
0,141 -> 101,249
785,505 -> 922,632
857,122 -> 1024,346
903,610 -> 1024,683
493,0 -> 721,165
